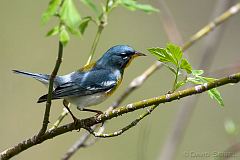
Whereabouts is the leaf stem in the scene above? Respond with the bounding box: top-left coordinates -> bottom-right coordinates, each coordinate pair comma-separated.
172,67 -> 179,92
85,0 -> 118,65
86,24 -> 104,65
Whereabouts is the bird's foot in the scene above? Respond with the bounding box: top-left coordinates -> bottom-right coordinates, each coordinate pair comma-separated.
167,90 -> 173,94
92,111 -> 104,127
72,116 -> 79,126
94,110 -> 103,117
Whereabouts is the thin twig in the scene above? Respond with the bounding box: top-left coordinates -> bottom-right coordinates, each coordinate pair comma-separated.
49,105 -> 69,131
37,0 -> 65,137
83,125 -> 105,146
86,106 -> 156,138
85,0 -> 110,65
1,72 -> 240,160
37,41 -> 63,137
182,2 -> 240,51
86,24 -> 104,65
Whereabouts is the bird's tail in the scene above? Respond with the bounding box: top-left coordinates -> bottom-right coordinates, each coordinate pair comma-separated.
13,70 -> 62,103
12,70 -> 50,85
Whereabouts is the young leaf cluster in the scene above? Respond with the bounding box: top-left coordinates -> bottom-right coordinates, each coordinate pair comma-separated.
188,70 -> 224,106
42,0 -> 82,45
148,44 -> 192,91
148,43 -> 224,107
42,0 -> 158,46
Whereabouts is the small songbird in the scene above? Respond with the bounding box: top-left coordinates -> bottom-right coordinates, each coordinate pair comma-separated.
13,45 -> 145,120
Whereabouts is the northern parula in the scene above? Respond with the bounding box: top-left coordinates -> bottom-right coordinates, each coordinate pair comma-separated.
13,45 -> 145,119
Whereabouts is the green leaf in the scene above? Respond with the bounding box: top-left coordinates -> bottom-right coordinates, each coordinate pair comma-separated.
148,48 -> 169,62
59,26 -> 70,46
175,80 -> 187,90
166,43 -> 182,62
187,77 -> 202,84
200,76 -> 216,82
148,48 -> 177,65
79,17 -> 91,34
180,58 -> 192,74
59,0 -> 81,34
80,0 -> 99,14
165,50 -> 178,65
192,70 -> 204,76
163,64 -> 177,74
207,88 -> 224,106
46,26 -> 60,36
41,0 -> 61,24
199,76 -> 224,107
195,74 -> 216,83
119,0 -> 159,13
188,75 -> 224,107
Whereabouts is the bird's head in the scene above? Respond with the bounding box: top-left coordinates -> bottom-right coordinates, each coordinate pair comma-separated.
96,45 -> 145,71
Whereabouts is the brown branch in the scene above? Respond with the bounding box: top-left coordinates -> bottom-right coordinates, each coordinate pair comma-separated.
1,72 -> 240,160
37,0 -> 65,136
37,41 -> 63,137
85,106 -> 156,138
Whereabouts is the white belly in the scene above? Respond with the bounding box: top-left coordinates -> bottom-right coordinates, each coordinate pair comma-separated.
65,92 -> 108,110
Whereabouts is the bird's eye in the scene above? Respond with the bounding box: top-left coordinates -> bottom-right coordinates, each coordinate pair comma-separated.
119,53 -> 129,60
120,52 -> 132,57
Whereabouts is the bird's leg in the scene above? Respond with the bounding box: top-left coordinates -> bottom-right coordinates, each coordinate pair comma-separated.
63,100 -> 79,126
79,108 -> 104,127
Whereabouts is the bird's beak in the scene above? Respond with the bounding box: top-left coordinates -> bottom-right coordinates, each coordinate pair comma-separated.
125,51 -> 146,68
134,51 -> 146,57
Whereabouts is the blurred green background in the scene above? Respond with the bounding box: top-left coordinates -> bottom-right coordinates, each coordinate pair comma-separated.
1,0 -> 240,159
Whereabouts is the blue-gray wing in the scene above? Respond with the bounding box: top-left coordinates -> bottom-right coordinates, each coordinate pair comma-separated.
52,69 -> 118,98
